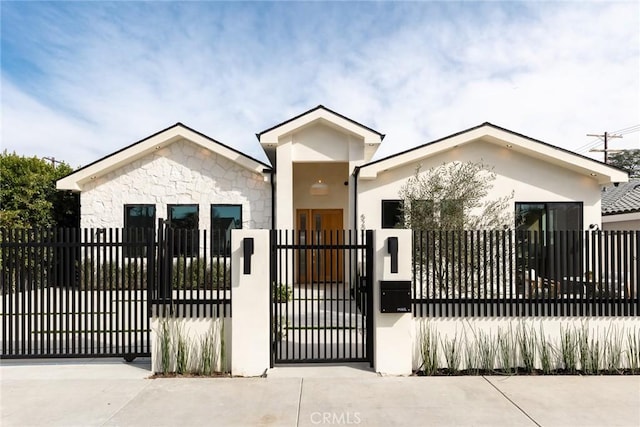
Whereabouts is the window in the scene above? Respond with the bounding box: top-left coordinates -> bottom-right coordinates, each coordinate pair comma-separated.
382,200 -> 403,229
516,202 -> 582,233
168,204 -> 199,256
211,204 -> 242,255
515,202 -> 583,293
124,205 -> 155,257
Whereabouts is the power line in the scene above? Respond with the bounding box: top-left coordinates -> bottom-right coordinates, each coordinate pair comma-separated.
575,124 -> 639,154
586,132 -> 623,164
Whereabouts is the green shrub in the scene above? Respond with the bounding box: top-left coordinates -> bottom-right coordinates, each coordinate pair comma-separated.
273,282 -> 292,303
172,258 -> 230,290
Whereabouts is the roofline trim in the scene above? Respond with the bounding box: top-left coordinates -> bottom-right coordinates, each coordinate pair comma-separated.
57,123 -> 271,190
255,105 -> 385,140
359,122 -> 629,182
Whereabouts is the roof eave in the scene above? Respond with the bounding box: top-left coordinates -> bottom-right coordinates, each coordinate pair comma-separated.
57,124 -> 270,191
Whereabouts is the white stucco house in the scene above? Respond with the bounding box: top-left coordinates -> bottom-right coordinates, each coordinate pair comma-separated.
57,105 -> 629,237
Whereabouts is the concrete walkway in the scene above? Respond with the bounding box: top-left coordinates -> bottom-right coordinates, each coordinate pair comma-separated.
1,359 -> 639,427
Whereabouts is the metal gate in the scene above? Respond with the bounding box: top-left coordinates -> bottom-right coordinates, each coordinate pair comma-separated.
0,228 -> 153,359
1,224 -> 231,359
270,229 -> 373,365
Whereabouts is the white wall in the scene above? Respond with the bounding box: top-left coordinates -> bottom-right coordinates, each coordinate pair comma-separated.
275,123 -> 369,230
358,140 -> 603,230
293,162 -> 349,226
412,317 -> 640,371
80,139 -> 271,230
602,213 -> 640,231
150,315 -> 231,374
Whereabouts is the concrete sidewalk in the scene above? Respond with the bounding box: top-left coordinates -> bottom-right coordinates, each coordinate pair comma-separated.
1,359 -> 639,427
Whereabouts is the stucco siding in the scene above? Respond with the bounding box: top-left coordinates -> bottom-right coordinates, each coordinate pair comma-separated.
358,139 -> 603,229
80,139 -> 271,229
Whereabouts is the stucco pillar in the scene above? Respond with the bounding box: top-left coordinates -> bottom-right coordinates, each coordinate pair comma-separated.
275,139 -> 294,229
231,229 -> 271,376
372,229 -> 413,375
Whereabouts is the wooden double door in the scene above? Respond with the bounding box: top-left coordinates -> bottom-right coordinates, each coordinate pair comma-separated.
296,209 -> 344,283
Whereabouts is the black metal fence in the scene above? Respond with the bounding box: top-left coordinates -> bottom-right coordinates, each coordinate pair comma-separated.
0,226 -> 231,359
270,230 -> 373,365
412,229 -> 639,317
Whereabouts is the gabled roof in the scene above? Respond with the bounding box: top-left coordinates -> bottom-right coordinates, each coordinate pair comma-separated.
602,179 -> 640,215
358,122 -> 629,185
256,105 -> 385,145
57,123 -> 271,191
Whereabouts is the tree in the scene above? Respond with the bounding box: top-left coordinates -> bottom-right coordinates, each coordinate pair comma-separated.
608,149 -> 640,178
0,150 -> 79,228
399,161 -> 513,297
399,161 -> 512,230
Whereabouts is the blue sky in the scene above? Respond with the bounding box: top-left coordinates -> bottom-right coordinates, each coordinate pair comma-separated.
2,1 -> 639,168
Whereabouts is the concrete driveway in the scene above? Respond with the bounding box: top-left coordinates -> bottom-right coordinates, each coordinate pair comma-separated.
1,359 -> 639,427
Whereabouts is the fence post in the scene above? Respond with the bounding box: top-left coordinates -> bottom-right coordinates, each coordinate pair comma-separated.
231,229 -> 271,376
372,229 -> 413,375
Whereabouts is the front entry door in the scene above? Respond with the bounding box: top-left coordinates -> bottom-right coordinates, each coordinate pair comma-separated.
296,209 -> 343,283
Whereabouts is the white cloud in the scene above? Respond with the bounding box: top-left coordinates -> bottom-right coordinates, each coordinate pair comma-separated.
1,1 -> 638,169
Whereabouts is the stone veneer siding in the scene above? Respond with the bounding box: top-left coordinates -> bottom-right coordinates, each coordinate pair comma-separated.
80,139 -> 271,230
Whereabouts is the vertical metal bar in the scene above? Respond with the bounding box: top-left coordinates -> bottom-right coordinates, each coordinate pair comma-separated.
631,230 -> 637,316
46,229 -> 53,356
70,228 -> 77,355
464,230 -> 469,317
590,231 -> 602,316
508,230 -> 513,317
457,230 -> 462,317
534,230 -> 540,317
284,229 -> 290,361
23,229 -> 31,356
365,230 -> 374,366
583,230 -> 590,317
338,231 -> 348,358
268,230 -> 274,367
489,230 -> 494,317
31,229 -> 39,356
470,230 -> 476,317
616,231 -> 622,317
1,229 -> 6,356
94,228 -> 101,355
603,230 -> 609,316
106,228 -> 113,354
63,228 -> 69,355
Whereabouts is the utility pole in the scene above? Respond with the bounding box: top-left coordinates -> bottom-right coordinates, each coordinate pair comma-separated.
42,156 -> 64,168
587,132 -> 622,164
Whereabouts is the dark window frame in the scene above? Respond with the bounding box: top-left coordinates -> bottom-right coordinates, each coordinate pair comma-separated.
123,204 -> 156,258
167,204 -> 199,257
515,201 -> 584,233
211,204 -> 242,255
381,199 -> 404,229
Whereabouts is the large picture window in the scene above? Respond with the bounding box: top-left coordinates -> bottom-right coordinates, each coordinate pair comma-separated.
516,202 -> 582,233
124,204 -> 155,257
381,200 -> 403,229
211,204 -> 242,255
168,204 -> 199,256
515,202 -> 583,294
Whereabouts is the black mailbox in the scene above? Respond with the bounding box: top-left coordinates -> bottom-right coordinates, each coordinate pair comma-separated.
380,281 -> 411,313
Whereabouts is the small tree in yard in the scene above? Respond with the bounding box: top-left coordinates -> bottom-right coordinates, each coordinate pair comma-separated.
399,161 -> 513,297
399,161 -> 512,231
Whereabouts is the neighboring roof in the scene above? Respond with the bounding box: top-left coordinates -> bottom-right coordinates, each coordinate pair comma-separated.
358,122 -> 629,185
57,123 -> 271,191
602,179 -> 640,215
256,105 -> 385,145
